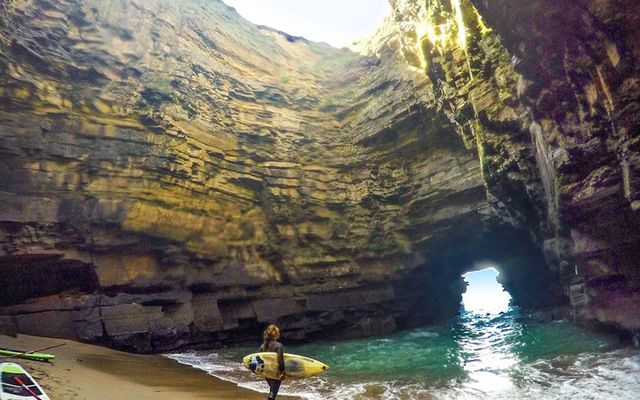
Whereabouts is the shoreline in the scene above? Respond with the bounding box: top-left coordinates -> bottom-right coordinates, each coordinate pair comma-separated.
0,334 -> 300,400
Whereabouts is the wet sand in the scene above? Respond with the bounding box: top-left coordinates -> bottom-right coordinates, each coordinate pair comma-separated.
0,334 -> 298,400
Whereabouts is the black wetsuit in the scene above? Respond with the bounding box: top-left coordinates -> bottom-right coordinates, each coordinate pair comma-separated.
260,339 -> 285,400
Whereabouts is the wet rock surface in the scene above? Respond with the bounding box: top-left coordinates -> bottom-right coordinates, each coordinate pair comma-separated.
0,0 -> 638,351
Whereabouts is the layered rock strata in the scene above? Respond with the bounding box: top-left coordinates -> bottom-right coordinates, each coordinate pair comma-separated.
386,0 -> 640,332
0,0 -> 490,350
0,0 -> 638,351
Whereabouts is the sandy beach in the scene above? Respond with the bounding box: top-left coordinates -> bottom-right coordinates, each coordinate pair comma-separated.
0,335 -> 298,400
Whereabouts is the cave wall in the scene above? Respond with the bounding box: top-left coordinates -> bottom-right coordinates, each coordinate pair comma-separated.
0,0 -> 638,350
385,0 -> 640,330
0,0 -> 498,350
468,0 -> 640,330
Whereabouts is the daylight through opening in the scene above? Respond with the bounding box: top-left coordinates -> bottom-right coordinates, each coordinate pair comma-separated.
461,266 -> 511,314
222,0 -> 390,48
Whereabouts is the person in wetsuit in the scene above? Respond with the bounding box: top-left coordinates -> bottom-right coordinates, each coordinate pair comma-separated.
260,324 -> 285,400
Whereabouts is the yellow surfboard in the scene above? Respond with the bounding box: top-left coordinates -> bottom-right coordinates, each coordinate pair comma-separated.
243,352 -> 329,380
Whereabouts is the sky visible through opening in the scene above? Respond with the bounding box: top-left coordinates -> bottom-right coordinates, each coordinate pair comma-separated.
462,266 -> 511,313
222,0 -> 391,48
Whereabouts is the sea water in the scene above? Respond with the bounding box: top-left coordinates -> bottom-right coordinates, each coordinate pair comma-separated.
167,306 -> 640,399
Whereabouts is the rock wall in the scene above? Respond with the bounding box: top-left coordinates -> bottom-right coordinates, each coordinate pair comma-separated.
469,0 -> 640,332
0,0 -> 638,351
385,0 -> 640,332
0,0 -> 492,351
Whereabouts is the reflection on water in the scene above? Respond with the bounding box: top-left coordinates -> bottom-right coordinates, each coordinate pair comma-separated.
168,273 -> 640,399
459,267 -> 515,394
455,311 -> 518,396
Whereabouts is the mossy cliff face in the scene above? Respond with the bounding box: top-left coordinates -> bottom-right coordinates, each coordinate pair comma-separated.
0,0 -> 638,351
387,0 -> 640,332
0,0 -> 489,350
466,0 -> 640,332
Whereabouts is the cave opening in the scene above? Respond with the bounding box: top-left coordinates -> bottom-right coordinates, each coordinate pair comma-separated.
461,265 -> 512,314
0,255 -> 99,307
406,226 -> 561,333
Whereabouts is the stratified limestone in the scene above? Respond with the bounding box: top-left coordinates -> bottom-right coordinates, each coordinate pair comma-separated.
0,0 -> 638,351
387,0 -> 640,332
0,0 -> 489,351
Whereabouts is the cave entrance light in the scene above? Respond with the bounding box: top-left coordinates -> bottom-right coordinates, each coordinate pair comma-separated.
461,266 -> 511,314
222,0 -> 390,48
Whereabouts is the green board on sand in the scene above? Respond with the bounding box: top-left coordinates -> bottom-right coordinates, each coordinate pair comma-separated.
0,349 -> 55,362
1,362 -> 51,400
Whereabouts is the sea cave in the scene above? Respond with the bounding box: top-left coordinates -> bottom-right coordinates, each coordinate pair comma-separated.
1,0 -> 639,398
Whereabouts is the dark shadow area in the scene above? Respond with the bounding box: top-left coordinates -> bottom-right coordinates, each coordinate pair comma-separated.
0,254 -> 99,306
435,226 -> 561,310
395,225 -> 565,331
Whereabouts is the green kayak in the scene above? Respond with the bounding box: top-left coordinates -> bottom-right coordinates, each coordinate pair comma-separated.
0,349 -> 55,362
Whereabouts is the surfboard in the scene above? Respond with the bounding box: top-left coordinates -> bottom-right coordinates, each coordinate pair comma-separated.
243,352 -> 329,380
0,349 -> 55,362
0,363 -> 51,400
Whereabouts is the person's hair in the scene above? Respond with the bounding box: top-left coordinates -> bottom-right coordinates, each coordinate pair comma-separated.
263,324 -> 280,342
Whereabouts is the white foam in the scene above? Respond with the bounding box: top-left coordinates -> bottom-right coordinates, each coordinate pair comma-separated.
165,347 -> 640,400
406,331 -> 440,338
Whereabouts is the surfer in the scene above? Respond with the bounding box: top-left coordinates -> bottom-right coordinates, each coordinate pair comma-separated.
260,324 -> 285,400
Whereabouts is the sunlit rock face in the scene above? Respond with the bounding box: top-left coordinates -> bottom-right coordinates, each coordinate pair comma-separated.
387,0 -> 640,333
0,0 -> 490,350
0,0 -> 638,351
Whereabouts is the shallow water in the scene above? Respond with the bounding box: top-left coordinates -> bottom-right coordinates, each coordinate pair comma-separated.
167,307 -> 640,399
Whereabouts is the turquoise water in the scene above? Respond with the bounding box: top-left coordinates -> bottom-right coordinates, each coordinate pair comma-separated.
168,269 -> 640,399
168,307 -> 640,399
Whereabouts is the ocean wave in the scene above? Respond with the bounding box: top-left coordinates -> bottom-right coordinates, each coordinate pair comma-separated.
406,331 -> 440,338
166,347 -> 640,400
